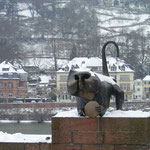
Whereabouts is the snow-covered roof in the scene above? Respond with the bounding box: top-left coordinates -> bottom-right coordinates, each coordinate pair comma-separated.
0,61 -> 27,75
134,79 -> 142,82
0,61 -> 17,73
143,75 -> 150,81
39,75 -> 51,84
58,57 -> 134,73
107,57 -> 134,72
60,57 -> 102,70
17,68 -> 27,74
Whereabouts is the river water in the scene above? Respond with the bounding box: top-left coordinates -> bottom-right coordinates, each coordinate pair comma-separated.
0,122 -> 51,135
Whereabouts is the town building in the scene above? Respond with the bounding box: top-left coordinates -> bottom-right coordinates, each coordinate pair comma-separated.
56,57 -> 134,102
143,75 -> 150,100
0,61 -> 28,102
100,0 -> 129,7
133,79 -> 143,100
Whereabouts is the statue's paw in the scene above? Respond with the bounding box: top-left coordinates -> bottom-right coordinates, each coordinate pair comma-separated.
96,105 -> 104,113
96,105 -> 105,117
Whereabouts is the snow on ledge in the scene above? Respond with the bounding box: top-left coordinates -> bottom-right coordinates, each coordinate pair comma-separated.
54,109 -> 79,117
54,109 -> 150,118
104,110 -> 150,118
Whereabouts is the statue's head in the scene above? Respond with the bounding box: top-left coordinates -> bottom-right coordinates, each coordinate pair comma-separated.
67,70 -> 101,100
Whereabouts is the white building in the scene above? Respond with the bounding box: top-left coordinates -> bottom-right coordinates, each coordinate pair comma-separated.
57,57 -> 134,101
133,79 -> 143,100
143,75 -> 150,100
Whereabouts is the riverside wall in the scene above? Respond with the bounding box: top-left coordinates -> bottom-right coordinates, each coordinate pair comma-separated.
1,101 -> 150,150
0,116 -> 150,150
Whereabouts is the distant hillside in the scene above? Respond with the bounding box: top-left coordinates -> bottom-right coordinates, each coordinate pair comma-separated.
0,0 -> 150,78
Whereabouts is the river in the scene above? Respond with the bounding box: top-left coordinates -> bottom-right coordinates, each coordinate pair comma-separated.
0,122 -> 51,135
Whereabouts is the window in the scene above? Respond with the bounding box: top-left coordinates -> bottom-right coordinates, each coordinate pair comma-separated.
120,75 -> 130,81
3,73 -> 8,78
146,93 -> 149,98
2,68 -> 9,71
8,82 -> 13,88
64,66 -> 69,71
144,87 -> 149,92
111,65 -> 117,71
137,88 -> 140,92
0,92 -> 3,97
144,81 -> 150,85
60,84 -> 67,92
0,82 -> 3,88
120,83 -> 130,91
19,81 -> 24,87
67,95 -> 71,100
59,94 -> 65,100
60,75 -> 68,82
137,82 -> 141,86
8,93 -> 13,97
13,73 -> 18,78
119,65 -> 125,71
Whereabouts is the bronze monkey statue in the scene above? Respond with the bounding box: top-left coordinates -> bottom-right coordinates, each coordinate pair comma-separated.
67,41 -> 124,116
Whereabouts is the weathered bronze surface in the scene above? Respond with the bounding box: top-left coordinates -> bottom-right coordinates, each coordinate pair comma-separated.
67,41 -> 124,117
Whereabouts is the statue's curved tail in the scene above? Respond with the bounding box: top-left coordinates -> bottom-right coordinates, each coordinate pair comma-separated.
102,41 -> 119,76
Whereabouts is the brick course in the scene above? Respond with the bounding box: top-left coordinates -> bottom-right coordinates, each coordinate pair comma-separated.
0,143 -> 51,150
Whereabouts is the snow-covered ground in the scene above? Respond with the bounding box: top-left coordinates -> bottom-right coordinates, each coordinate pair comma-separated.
0,132 -> 51,143
0,120 -> 51,143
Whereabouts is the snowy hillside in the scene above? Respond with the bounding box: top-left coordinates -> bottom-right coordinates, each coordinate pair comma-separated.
1,1 -> 150,78
97,7 -> 150,35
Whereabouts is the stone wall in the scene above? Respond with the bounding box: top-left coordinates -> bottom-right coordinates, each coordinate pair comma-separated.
52,117 -> 150,150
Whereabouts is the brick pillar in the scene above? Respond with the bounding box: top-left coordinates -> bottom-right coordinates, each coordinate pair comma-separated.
52,117 -> 150,150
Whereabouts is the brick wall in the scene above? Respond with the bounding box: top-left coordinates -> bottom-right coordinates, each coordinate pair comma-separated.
1,116 -> 150,150
0,79 -> 27,98
0,143 -> 51,150
52,117 -> 150,150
